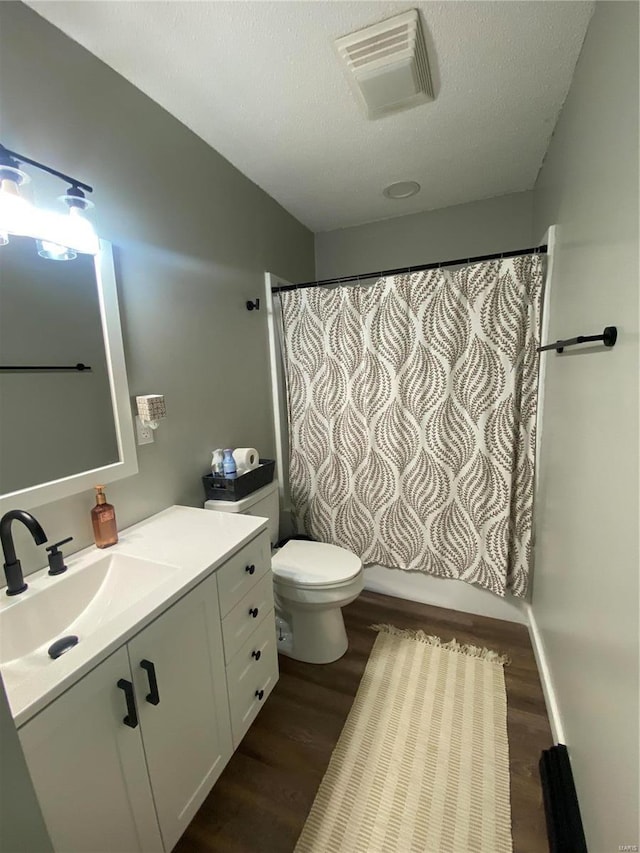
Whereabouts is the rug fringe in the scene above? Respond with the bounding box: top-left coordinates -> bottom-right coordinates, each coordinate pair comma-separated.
371,624 -> 511,666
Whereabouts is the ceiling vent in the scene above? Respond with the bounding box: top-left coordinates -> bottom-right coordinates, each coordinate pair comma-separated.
335,9 -> 433,120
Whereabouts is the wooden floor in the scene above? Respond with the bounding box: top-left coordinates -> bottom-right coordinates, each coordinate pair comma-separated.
176,591 -> 552,853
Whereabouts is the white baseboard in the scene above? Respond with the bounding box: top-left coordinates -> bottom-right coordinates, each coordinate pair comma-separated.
363,564 -> 528,624
524,602 -> 564,744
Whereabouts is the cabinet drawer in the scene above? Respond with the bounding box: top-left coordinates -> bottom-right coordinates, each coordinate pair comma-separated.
217,532 -> 271,616
221,572 -> 274,664
226,611 -> 277,702
227,617 -> 278,749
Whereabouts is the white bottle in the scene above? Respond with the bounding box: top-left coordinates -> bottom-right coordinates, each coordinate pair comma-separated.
211,449 -> 224,476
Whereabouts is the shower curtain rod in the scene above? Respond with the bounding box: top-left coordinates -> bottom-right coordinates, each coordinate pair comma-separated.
271,244 -> 548,294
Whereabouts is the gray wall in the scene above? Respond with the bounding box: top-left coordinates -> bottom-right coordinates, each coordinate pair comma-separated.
532,2 -> 639,849
0,2 -> 314,574
315,191 -> 534,280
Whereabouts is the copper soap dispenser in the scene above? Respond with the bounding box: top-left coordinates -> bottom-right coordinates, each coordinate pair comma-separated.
91,485 -> 118,548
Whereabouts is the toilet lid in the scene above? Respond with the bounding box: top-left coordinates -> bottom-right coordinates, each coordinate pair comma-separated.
271,540 -> 362,587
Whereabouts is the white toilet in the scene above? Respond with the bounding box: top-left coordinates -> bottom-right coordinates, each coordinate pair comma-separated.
204,480 -> 363,664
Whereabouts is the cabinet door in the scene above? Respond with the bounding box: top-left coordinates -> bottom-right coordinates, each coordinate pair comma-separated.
129,573 -> 232,851
19,647 -> 162,853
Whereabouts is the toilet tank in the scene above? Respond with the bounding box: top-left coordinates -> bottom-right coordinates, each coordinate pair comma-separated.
204,479 -> 280,547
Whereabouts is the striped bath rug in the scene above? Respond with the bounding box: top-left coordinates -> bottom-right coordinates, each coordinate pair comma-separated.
295,625 -> 512,853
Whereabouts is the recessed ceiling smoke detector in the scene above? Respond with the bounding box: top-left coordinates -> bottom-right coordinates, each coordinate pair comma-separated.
335,9 -> 433,120
383,181 -> 421,199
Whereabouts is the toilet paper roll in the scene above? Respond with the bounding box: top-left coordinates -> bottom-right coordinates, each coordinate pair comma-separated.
233,447 -> 259,474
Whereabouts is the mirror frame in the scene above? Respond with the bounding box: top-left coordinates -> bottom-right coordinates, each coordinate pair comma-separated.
0,240 -> 138,514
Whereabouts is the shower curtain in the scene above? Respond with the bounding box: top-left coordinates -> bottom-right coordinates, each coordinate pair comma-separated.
277,255 -> 544,597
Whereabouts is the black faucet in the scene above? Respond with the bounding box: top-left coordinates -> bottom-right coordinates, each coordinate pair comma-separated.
1,510 -> 48,596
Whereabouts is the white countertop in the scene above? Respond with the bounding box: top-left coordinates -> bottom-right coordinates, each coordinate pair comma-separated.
1,506 -> 267,727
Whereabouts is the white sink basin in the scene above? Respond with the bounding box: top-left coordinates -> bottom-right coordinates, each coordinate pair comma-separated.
0,552 -> 180,667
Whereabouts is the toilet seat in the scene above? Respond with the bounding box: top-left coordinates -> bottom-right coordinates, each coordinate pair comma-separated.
271,540 -> 362,588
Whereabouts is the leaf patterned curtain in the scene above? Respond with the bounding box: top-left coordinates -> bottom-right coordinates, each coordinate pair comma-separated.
277,255 -> 544,597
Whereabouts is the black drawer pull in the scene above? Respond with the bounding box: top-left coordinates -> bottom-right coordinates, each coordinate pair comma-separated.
251,649 -> 261,661
140,659 -> 160,706
249,607 -> 259,618
255,689 -> 264,701
245,564 -> 255,575
117,679 -> 138,728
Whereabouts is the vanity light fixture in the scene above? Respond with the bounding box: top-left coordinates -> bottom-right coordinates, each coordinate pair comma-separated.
136,395 -> 167,430
0,143 -> 99,258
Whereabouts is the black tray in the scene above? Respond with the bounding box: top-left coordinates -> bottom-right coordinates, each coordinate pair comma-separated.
202,459 -> 275,502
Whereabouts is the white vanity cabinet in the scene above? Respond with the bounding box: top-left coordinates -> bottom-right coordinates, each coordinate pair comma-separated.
17,528 -> 277,853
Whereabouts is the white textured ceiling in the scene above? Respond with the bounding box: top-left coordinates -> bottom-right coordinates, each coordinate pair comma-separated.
27,1 -> 594,232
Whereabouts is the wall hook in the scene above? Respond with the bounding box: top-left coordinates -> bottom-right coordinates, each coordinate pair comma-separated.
246,298 -> 260,311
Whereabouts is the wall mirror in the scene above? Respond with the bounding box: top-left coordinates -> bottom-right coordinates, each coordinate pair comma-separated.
0,238 -> 137,514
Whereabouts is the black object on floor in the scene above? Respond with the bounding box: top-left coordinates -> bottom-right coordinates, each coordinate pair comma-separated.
539,744 -> 588,853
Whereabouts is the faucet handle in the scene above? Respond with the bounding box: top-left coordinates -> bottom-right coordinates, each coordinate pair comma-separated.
46,537 -> 73,576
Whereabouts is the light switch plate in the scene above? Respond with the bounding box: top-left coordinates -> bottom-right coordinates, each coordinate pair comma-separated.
135,415 -> 154,446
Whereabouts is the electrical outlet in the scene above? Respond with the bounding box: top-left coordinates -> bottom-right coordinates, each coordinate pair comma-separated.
135,415 -> 154,446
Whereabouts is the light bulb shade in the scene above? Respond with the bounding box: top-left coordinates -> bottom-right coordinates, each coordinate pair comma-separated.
36,207 -> 99,255
0,191 -> 36,237
0,166 -> 34,236
59,193 -> 94,212
0,165 -> 30,189
37,240 -> 77,261
59,209 -> 100,255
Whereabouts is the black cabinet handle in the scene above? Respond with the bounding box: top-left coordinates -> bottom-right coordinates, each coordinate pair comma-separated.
251,649 -> 261,661
140,659 -> 160,706
255,689 -> 264,701
249,607 -> 259,618
245,564 -> 255,575
117,679 -> 138,728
